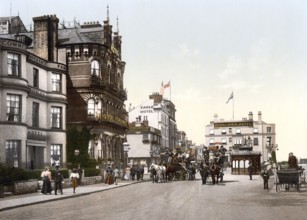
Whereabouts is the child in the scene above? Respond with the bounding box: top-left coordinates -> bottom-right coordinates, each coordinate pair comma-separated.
261,168 -> 270,190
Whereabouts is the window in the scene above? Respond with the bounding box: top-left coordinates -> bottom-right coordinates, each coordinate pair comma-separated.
51,144 -> 61,166
209,129 -> 214,135
6,94 -> 21,122
267,127 -> 272,133
143,134 -> 149,140
236,129 -> 241,134
33,68 -> 39,88
253,128 -> 258,134
7,53 -> 20,77
221,138 -> 227,144
221,129 -> 226,134
51,107 -> 62,128
209,139 -> 214,144
253,138 -> 259,146
91,60 -> 100,76
229,128 -> 232,134
52,73 -> 61,92
87,98 -> 95,115
6,140 -> 21,167
229,137 -> 232,143
32,102 -> 39,127
266,137 -> 272,147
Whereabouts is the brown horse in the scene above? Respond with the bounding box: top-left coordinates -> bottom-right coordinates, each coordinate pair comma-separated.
209,162 -> 220,185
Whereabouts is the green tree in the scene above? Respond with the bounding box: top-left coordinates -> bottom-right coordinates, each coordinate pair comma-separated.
67,126 -> 96,169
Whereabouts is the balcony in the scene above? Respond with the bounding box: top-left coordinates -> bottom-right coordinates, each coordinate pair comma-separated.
88,113 -> 128,128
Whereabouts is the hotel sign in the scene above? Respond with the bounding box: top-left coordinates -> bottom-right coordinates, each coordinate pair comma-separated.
214,121 -> 253,128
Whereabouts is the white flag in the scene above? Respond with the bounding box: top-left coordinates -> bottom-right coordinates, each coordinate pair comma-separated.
226,92 -> 233,104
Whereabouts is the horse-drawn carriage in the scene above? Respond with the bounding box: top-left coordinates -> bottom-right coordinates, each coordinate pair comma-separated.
199,145 -> 226,185
275,169 -> 300,192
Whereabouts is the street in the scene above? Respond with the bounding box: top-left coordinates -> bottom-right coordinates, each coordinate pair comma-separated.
1,171 -> 307,220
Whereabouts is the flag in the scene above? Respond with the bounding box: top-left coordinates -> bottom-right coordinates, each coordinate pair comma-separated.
163,81 -> 171,89
226,92 -> 233,104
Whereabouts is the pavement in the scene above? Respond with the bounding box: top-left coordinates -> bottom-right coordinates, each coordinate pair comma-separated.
1,169 -> 305,212
0,175 -> 151,212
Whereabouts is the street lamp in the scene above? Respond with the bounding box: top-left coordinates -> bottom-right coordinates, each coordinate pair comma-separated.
74,149 -> 80,156
74,149 -> 80,168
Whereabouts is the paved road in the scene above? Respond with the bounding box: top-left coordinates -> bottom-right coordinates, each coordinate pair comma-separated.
1,169 -> 307,220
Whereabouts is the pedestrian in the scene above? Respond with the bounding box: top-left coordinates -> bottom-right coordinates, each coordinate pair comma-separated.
136,166 -> 141,181
41,167 -> 52,194
288,152 -> 298,169
77,164 -> 83,186
70,168 -> 80,194
105,166 -> 113,185
124,166 -> 131,180
261,168 -> 270,190
113,167 -> 120,185
131,165 -> 136,181
199,162 -> 209,185
248,161 -> 253,180
54,165 -> 63,195
140,165 -> 144,180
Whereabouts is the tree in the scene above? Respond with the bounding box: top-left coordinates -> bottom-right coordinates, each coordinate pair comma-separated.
66,126 -> 96,169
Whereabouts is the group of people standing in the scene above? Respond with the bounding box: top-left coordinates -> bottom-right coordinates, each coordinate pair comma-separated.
40,165 -> 82,195
104,164 -> 145,185
124,165 -> 144,181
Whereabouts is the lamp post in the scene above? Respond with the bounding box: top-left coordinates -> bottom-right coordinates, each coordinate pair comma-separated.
74,149 -> 80,168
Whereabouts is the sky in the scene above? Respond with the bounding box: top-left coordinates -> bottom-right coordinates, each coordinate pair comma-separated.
1,0 -> 307,161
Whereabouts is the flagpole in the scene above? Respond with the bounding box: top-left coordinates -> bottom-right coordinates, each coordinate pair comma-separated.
170,81 -> 172,101
232,95 -> 234,120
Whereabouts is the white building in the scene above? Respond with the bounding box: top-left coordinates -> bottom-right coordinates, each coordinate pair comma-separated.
205,111 -> 277,163
126,121 -> 162,168
128,93 -> 170,150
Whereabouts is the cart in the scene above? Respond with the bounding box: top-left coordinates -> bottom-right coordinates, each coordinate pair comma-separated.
275,169 -> 300,192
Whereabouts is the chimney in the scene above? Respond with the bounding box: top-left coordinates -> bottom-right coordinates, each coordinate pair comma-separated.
248,112 -> 253,121
149,93 -> 162,104
214,114 -> 218,122
258,111 -> 262,122
33,15 -> 59,62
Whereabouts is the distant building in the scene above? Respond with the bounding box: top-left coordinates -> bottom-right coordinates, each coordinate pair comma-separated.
205,111 -> 277,163
126,121 -> 162,167
128,93 -> 178,151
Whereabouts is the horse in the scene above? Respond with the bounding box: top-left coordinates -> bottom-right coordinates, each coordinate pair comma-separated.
209,161 -> 220,185
149,163 -> 165,183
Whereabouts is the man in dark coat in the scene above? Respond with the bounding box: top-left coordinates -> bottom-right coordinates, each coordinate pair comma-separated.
288,152 -> 298,169
131,165 -> 136,181
54,165 -> 63,195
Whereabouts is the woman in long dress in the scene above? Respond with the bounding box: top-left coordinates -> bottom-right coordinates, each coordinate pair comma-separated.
124,166 -> 131,180
70,168 -> 80,194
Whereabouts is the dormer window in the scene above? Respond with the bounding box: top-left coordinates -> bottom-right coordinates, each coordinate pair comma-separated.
91,60 -> 100,76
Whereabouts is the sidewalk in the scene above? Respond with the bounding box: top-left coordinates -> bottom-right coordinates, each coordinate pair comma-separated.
1,170 -> 290,212
0,175 -> 151,212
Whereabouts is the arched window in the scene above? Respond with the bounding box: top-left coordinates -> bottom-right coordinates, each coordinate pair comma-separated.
88,99 -> 95,115
91,60 -> 100,76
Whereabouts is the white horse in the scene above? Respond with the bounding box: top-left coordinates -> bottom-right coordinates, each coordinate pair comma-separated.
149,163 -> 166,183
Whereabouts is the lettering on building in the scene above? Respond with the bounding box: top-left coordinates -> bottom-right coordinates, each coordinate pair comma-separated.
214,121 -> 254,128
1,39 -> 27,50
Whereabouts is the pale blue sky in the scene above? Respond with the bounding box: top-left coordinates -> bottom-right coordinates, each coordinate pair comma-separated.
1,0 -> 307,161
